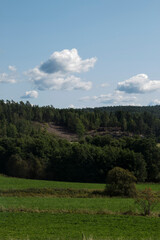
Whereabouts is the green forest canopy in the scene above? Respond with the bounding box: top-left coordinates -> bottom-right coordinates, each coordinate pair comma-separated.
0,100 -> 160,183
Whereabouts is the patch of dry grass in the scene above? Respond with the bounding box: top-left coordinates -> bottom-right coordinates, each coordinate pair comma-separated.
0,187 -> 105,197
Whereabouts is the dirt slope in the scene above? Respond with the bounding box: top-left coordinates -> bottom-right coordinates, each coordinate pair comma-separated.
41,122 -> 78,141
35,122 -> 133,142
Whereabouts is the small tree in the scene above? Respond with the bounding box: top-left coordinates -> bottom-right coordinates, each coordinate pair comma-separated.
6,154 -> 29,178
135,188 -> 159,216
106,167 -> 137,197
75,119 -> 85,138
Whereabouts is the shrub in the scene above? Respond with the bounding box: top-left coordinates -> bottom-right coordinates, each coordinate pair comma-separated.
135,188 -> 159,216
106,167 -> 137,197
6,154 -> 29,178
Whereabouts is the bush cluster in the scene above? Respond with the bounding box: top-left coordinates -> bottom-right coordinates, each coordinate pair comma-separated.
106,167 -> 137,197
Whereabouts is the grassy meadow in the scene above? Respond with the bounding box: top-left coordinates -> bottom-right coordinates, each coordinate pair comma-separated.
0,174 -> 105,190
0,175 -> 160,240
1,212 -> 160,240
0,174 -> 160,191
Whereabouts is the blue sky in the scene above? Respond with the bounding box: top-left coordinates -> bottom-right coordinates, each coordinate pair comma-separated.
1,0 -> 160,108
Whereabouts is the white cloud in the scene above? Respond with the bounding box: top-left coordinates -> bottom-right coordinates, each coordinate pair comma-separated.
100,83 -> 109,88
80,91 -> 137,106
80,95 -> 98,101
68,104 -> 75,108
26,48 -> 96,91
21,90 -> 38,99
8,65 -> 16,72
0,72 -> 16,83
27,68 -> 92,91
149,99 -> 160,106
40,48 -> 97,74
117,74 -> 160,94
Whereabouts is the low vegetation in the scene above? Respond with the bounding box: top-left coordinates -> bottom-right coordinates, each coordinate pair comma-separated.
0,212 -> 160,240
0,175 -> 160,239
1,174 -> 160,191
106,167 -> 137,197
135,188 -> 160,216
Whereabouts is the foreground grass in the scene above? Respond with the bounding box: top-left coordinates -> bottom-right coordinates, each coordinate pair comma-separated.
0,212 -> 160,240
0,175 -> 160,240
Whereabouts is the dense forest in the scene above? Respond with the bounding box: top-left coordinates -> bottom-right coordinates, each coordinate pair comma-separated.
0,100 -> 160,183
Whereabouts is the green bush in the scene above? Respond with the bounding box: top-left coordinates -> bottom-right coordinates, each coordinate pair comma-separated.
106,167 -> 137,197
6,154 -> 29,178
135,188 -> 159,215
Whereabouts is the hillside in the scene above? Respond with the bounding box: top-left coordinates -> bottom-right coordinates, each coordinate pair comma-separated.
38,122 -> 134,142
35,122 -> 78,141
0,100 -> 160,183
1,100 -> 160,140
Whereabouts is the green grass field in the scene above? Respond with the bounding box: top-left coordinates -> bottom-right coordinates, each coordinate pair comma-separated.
0,174 -> 160,240
1,196 -> 160,214
0,175 -> 105,190
0,174 -> 160,191
0,212 -> 160,240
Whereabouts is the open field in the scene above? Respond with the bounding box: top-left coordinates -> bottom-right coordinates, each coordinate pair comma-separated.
0,175 -> 160,240
0,175 -> 160,191
0,212 -> 160,240
0,175 -> 105,190
136,183 -> 160,191
1,196 -> 160,214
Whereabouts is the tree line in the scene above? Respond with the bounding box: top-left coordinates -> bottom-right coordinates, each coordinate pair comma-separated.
0,100 -> 160,183
1,100 -> 160,139
0,130 -> 160,183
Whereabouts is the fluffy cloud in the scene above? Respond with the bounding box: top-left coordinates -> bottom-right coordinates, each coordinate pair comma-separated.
21,90 -> 38,99
26,49 -> 96,91
40,48 -> 97,74
80,91 -> 137,106
149,99 -> 160,106
0,73 -> 16,83
117,74 -> 160,94
8,65 -> 16,72
27,68 -> 92,91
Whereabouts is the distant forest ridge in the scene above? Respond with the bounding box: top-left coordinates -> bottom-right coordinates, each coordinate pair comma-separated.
0,100 -> 160,139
